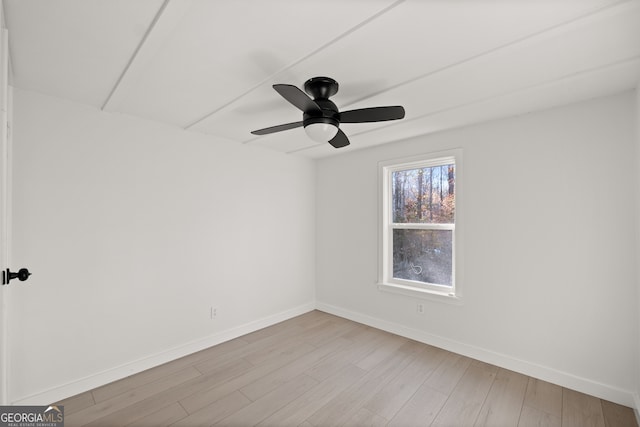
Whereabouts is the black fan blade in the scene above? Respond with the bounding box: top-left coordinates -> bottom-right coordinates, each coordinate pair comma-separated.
328,128 -> 350,148
273,84 -> 322,113
339,106 -> 405,123
251,121 -> 303,135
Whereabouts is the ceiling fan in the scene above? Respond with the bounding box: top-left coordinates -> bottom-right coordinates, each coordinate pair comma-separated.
250,77 -> 405,148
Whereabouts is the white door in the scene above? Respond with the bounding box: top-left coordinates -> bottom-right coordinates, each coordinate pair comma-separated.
0,25 -> 10,405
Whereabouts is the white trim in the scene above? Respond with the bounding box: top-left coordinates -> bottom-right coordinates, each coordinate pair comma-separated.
383,154 -> 457,173
377,282 -> 463,305
0,26 -> 9,406
11,302 -> 315,405
102,0 -> 173,110
315,301 -> 637,408
390,223 -> 453,231
635,83 -> 640,423
3,85 -> 11,408
378,148 -> 462,297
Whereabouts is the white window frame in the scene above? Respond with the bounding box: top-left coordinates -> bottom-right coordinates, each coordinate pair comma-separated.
378,149 -> 462,304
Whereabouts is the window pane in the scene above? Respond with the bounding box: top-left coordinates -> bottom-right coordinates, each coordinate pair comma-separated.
393,229 -> 452,286
391,164 -> 455,224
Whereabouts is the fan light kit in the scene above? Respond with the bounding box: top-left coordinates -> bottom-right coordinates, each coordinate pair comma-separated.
305,122 -> 339,143
251,77 -> 405,148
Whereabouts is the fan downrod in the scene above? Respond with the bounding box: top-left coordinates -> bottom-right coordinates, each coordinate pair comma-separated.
304,77 -> 339,100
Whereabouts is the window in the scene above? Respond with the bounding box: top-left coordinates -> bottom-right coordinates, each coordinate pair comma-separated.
379,150 -> 461,300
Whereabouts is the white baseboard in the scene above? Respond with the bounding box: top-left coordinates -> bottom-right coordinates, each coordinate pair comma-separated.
12,302 -> 316,405
634,392 -> 640,425
316,301 -> 638,409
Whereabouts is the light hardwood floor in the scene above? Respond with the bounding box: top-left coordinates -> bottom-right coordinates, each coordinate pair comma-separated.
56,310 -> 638,426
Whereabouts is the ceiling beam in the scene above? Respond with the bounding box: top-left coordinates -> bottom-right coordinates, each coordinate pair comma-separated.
342,0 -> 637,109
102,0 -> 192,111
207,0 -> 637,146
287,55 -> 640,156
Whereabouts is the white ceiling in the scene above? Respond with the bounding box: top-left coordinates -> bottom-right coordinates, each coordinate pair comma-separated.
3,0 -> 640,158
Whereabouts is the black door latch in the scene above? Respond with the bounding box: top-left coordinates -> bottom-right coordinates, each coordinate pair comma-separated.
2,268 -> 31,285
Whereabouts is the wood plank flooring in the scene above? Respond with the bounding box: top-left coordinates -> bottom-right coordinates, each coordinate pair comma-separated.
56,310 -> 638,426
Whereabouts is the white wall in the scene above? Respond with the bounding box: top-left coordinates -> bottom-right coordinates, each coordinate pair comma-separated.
316,91 -> 638,406
8,88 -> 316,404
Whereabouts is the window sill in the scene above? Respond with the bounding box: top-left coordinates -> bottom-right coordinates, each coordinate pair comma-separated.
377,282 -> 463,305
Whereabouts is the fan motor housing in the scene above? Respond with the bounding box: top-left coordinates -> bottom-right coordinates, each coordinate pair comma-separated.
303,98 -> 339,128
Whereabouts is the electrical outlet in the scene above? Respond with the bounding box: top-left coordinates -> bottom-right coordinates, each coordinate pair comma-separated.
416,303 -> 425,314
210,306 -> 217,319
